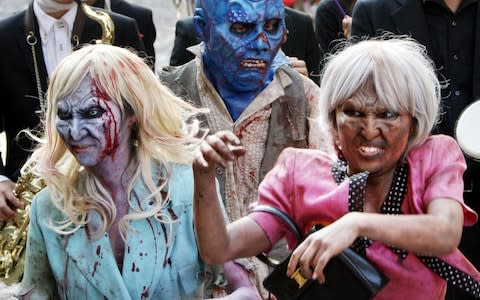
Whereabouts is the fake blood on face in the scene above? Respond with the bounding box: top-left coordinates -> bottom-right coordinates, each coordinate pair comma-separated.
93,81 -> 119,159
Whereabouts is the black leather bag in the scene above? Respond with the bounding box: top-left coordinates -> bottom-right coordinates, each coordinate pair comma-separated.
254,205 -> 389,300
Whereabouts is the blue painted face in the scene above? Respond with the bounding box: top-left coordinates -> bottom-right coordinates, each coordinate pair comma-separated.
202,0 -> 286,92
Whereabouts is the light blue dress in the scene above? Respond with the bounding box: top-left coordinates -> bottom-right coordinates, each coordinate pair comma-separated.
19,164 -> 209,300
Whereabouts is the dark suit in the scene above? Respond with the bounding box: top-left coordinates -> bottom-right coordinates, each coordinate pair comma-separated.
351,1 -> 480,298
169,7 -> 321,84
315,0 -> 355,70
168,17 -> 199,66
0,4 -> 145,180
93,0 -> 156,66
351,0 -> 480,103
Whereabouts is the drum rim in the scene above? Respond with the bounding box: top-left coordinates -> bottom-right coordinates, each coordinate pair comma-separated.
454,100 -> 480,161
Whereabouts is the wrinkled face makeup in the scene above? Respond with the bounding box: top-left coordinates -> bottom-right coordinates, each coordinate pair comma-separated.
333,93 -> 413,178
55,76 -> 130,168
204,0 -> 286,91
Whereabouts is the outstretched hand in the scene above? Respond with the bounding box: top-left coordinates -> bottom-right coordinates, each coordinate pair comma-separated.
193,131 -> 246,174
0,180 -> 23,222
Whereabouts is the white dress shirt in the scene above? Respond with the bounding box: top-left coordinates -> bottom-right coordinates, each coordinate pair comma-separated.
33,1 -> 78,77
0,4 -> 79,182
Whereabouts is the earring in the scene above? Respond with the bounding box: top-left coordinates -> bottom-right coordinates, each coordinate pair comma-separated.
335,140 -> 344,160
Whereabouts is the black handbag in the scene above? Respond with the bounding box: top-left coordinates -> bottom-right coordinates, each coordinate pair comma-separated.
254,205 -> 389,300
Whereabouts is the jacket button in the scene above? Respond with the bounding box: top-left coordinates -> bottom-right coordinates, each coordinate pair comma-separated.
216,167 -> 224,175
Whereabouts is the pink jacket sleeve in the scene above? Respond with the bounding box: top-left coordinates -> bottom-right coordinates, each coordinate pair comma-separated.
407,135 -> 477,225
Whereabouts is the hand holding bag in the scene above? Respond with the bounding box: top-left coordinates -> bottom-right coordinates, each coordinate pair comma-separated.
253,205 -> 389,300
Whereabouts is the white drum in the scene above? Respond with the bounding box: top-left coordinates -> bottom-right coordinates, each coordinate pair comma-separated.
455,100 -> 480,160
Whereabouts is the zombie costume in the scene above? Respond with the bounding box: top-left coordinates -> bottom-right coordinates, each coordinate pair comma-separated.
160,51 -> 326,298
20,164 -> 212,299
250,135 -> 480,300
161,0 -> 331,297
169,7 -> 320,84
0,1 -> 144,181
161,54 -> 322,221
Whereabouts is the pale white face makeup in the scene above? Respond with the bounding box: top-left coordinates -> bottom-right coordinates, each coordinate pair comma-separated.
55,75 -> 131,168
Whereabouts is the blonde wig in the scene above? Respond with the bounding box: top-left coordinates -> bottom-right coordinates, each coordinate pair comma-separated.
24,44 -> 203,240
319,37 -> 441,154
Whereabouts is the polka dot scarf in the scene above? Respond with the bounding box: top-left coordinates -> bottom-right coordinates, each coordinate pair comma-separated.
331,160 -> 480,298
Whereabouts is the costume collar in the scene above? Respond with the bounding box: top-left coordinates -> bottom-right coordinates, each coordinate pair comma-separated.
33,0 -> 78,42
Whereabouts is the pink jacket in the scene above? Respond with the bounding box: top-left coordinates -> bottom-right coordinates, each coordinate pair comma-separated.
251,135 -> 479,299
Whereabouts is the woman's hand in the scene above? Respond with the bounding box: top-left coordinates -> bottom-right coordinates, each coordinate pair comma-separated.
286,213 -> 360,284
193,130 -> 246,174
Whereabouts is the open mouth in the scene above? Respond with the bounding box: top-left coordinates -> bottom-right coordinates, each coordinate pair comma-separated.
240,59 -> 267,70
359,145 -> 382,157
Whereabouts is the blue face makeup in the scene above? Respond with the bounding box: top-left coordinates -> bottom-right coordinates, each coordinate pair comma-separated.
201,0 -> 286,93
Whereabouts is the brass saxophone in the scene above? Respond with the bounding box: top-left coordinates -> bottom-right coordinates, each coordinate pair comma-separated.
77,0 -> 115,45
0,1 -> 114,284
0,174 -> 45,284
